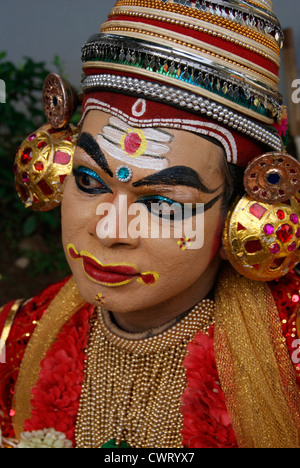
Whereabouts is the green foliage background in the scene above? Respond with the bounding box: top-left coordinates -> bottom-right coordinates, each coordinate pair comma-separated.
0,53 -> 72,302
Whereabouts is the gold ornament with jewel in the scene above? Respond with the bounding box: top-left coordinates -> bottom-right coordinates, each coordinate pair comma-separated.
14,124 -> 78,211
223,152 -> 300,281
14,73 -> 81,211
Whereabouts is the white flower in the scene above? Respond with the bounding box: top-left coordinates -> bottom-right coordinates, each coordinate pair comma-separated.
18,428 -> 73,448
0,429 -> 18,448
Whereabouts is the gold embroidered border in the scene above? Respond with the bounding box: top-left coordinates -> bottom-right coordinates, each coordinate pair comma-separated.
13,277 -> 85,440
0,300 -> 24,357
215,265 -> 300,448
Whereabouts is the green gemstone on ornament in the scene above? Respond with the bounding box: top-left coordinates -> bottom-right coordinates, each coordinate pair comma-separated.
102,439 -> 130,448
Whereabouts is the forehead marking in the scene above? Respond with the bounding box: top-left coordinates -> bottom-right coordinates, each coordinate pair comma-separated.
96,116 -> 172,170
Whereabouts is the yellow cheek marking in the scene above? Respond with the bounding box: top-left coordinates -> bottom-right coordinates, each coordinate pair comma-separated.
177,237 -> 192,251
67,243 -> 80,260
137,271 -> 160,286
95,293 -> 106,305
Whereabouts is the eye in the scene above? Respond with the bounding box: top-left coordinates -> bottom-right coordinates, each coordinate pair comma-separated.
73,166 -> 112,195
136,195 -> 184,221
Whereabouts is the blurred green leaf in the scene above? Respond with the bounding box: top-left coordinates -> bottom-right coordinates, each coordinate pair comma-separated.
23,215 -> 38,237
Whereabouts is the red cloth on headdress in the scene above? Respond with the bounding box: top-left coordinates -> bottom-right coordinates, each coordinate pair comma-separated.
81,88 -> 268,168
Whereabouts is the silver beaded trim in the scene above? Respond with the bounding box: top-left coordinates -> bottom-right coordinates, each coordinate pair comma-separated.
82,35 -> 282,120
82,73 -> 283,151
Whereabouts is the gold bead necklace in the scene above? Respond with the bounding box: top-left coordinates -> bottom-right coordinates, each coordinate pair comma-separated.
75,299 -> 215,448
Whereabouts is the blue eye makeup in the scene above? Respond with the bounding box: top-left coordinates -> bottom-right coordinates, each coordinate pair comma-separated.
136,195 -> 187,221
73,166 -> 112,195
136,194 -> 222,219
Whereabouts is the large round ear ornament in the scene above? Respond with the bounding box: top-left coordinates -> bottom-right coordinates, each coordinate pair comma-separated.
223,153 -> 300,281
14,74 -> 80,211
43,73 -> 80,129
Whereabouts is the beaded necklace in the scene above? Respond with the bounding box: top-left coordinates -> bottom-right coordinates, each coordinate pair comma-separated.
75,299 -> 215,448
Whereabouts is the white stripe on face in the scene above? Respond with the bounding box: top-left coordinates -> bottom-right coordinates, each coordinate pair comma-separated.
96,117 -> 172,170
97,135 -> 169,170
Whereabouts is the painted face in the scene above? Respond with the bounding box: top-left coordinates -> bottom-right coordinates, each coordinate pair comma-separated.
61,110 -> 226,331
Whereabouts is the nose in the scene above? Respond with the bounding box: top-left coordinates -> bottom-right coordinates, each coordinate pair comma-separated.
94,193 -> 140,249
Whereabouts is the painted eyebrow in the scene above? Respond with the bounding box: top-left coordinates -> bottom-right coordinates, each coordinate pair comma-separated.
132,166 -> 219,194
77,132 -> 113,178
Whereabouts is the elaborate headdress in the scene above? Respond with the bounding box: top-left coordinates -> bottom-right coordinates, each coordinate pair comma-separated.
14,0 -> 300,281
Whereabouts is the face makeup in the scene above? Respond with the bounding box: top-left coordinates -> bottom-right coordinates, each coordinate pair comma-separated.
96,116 -> 173,170
61,109 -> 226,330
67,244 -> 159,287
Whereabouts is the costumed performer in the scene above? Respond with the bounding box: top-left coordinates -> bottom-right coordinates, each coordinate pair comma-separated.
1,0 -> 300,449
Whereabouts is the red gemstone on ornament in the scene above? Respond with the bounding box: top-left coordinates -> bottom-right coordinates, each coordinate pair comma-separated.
264,224 -> 274,235
270,243 -> 281,254
54,151 -> 71,165
38,141 -> 47,150
288,242 -> 296,252
277,210 -> 285,220
38,180 -> 52,196
276,224 -> 293,243
34,162 -> 44,172
22,172 -> 29,183
271,257 -> 285,269
292,294 -> 300,303
18,184 -> 29,202
249,203 -> 267,220
237,223 -> 246,231
290,213 -> 299,224
245,240 -> 262,253
21,148 -> 33,164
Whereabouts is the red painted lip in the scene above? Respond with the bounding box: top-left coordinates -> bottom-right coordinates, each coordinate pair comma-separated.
67,244 -> 158,286
82,256 -> 139,284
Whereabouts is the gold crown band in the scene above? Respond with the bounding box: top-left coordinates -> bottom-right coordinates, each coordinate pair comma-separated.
113,0 -> 280,54
110,6 -> 280,67
101,22 -> 279,89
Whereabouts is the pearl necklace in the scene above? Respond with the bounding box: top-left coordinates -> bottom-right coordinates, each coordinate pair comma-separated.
75,299 -> 215,448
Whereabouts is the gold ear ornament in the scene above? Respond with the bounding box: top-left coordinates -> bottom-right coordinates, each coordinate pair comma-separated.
14,74 -> 81,211
223,152 -> 300,281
